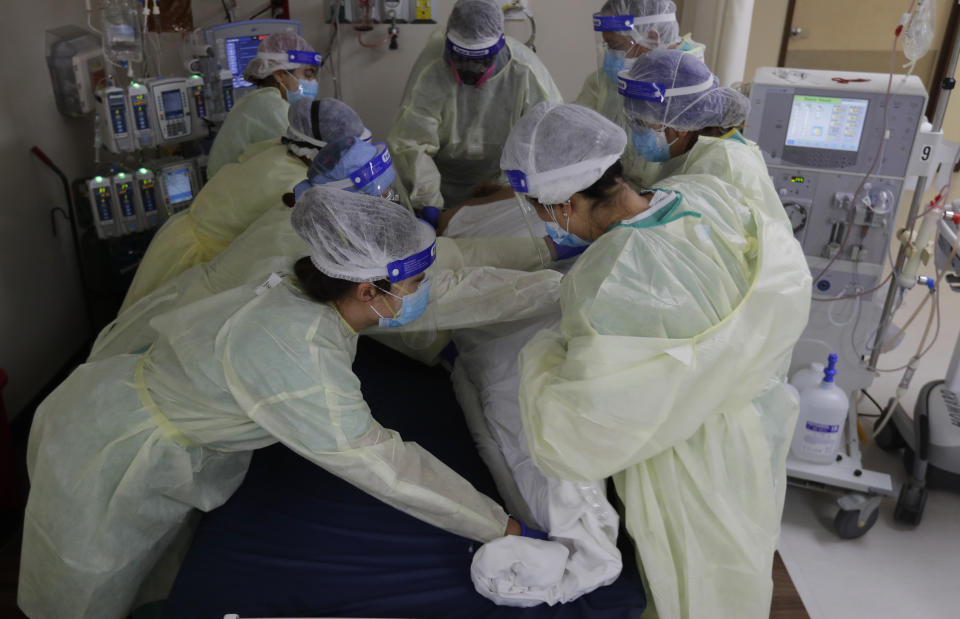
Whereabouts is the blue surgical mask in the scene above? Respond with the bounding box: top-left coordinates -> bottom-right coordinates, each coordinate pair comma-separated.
602,50 -> 626,84
373,278 -> 431,328
602,51 -> 637,85
286,73 -> 318,104
545,221 -> 591,248
632,126 -> 674,163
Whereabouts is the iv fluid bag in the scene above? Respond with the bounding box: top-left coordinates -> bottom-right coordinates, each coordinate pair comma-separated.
903,0 -> 936,62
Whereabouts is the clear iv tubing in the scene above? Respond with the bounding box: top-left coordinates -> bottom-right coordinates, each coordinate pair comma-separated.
877,214 -> 959,359
872,286 -> 939,438
811,27 -> 901,292
827,285 -> 861,326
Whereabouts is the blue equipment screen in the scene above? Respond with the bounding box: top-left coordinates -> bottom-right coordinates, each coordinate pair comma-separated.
164,168 -> 193,205
225,35 -> 269,90
162,89 -> 184,118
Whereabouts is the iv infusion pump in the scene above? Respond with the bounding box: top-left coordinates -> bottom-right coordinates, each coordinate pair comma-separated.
97,76 -> 207,153
85,161 -> 199,239
148,77 -> 193,142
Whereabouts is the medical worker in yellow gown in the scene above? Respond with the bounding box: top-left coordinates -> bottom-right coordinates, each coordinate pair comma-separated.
387,0 -> 561,209
120,97 -> 367,311
19,187 -> 566,619
206,31 -> 320,177
501,101 -> 812,619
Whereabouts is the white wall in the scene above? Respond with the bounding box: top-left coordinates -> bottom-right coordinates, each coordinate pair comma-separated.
0,1 -> 96,419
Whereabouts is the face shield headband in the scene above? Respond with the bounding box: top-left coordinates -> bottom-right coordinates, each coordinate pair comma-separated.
617,74 -> 714,103
386,235 -> 437,283
593,12 -> 676,38
446,32 -> 507,59
257,50 -> 322,68
321,143 -> 395,194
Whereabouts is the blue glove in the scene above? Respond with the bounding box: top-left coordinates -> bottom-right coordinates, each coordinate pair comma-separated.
420,206 -> 441,229
519,521 -> 549,540
551,239 -> 589,261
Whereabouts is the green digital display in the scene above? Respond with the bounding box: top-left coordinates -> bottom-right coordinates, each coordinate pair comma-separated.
790,176 -> 805,183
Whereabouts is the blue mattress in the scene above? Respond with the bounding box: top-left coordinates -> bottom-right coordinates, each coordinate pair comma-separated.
164,337 -> 646,618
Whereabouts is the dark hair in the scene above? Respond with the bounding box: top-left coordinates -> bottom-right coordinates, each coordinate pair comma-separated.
577,159 -> 625,209
294,256 -> 391,303
253,74 -> 281,90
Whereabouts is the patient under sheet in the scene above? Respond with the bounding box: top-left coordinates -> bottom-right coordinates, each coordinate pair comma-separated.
162,338 -> 645,618
444,199 -> 624,606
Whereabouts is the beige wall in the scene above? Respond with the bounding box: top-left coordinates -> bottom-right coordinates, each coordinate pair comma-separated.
289,0 -> 597,140
743,0 -> 788,83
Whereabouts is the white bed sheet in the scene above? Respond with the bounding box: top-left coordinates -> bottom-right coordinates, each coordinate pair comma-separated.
446,201 -> 623,606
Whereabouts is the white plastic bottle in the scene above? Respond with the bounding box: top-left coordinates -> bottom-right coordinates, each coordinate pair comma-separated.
790,354 -> 850,463
790,361 -> 825,394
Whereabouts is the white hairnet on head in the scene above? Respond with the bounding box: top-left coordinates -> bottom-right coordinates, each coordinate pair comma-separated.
243,31 -> 318,82
599,0 -> 680,48
447,0 -> 505,49
291,186 -> 436,283
500,102 -> 627,205
619,49 -> 749,131
286,98 -> 367,153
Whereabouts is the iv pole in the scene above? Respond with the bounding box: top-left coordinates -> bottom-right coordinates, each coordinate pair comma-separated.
868,13 -> 960,374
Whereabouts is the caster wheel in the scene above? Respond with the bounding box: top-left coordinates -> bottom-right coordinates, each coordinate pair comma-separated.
874,418 -> 905,451
833,507 -> 878,539
894,483 -> 927,526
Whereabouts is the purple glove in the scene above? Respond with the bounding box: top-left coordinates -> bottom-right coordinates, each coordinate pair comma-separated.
520,521 -> 549,540
419,206 -> 441,229
554,243 -> 588,261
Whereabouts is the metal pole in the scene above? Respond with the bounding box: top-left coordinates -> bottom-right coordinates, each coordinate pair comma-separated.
868,15 -> 960,371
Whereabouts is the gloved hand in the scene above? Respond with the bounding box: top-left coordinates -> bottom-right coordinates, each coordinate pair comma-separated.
419,206 -> 442,229
545,237 -> 588,261
519,521 -> 549,540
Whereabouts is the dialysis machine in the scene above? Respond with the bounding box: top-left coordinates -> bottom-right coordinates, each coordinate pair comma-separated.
745,67 -> 929,535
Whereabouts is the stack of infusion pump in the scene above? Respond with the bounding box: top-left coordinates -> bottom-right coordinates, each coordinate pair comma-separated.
86,159 -> 202,239
97,76 -> 209,153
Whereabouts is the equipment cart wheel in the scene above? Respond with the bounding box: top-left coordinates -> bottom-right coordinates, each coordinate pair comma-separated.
833,507 -> 878,539
833,493 -> 882,539
874,417 -> 905,451
893,482 -> 927,525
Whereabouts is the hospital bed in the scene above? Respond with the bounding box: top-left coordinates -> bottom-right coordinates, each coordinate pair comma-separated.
162,337 -> 646,618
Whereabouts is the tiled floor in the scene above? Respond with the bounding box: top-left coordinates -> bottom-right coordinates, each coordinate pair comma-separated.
779,182 -> 960,619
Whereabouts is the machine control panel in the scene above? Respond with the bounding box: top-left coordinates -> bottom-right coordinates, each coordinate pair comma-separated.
148,78 -> 193,142
747,67 -> 926,268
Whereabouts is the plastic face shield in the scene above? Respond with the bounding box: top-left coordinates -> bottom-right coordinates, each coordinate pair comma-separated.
505,169 -> 556,267
385,230 -> 438,348
593,12 -> 676,86
257,50 -> 322,74
325,143 -> 397,197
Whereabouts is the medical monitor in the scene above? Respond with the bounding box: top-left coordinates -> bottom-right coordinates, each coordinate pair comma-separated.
161,89 -> 185,118
163,167 -> 193,205
205,20 -> 301,92
784,95 -> 869,153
